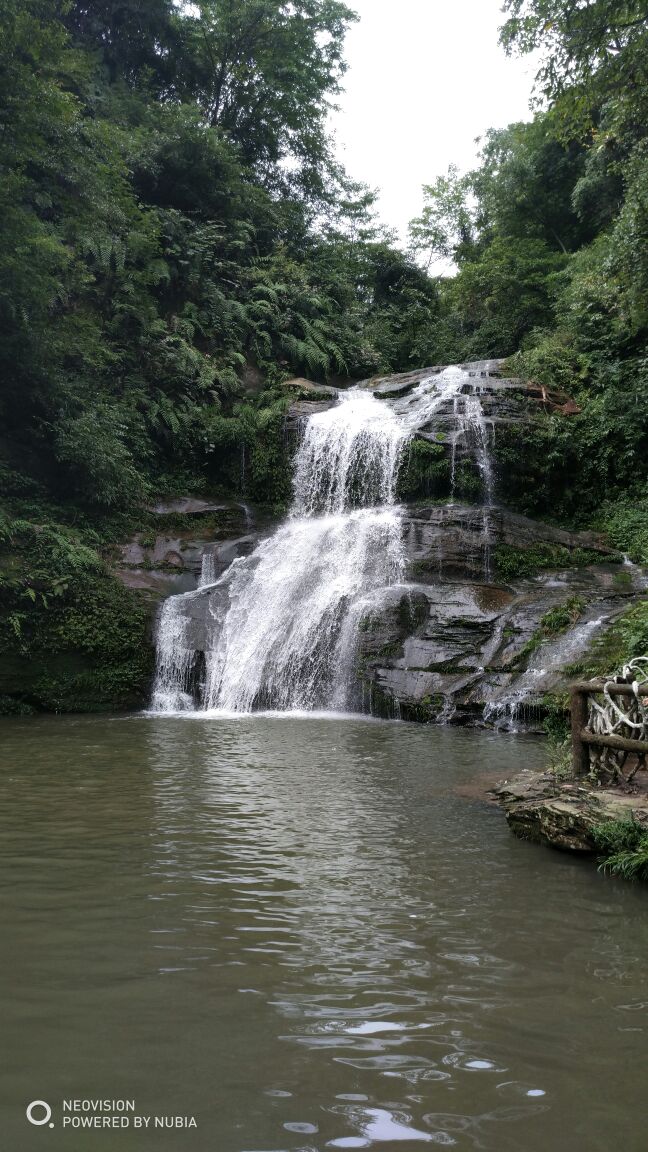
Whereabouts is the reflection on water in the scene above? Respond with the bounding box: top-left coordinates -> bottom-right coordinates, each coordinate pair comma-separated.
0,715 -> 646,1152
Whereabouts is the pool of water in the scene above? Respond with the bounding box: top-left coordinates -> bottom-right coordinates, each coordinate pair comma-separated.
0,715 -> 646,1151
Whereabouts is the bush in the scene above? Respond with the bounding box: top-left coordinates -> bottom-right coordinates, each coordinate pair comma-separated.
593,494 -> 648,566
494,543 -> 603,580
0,517 -> 154,712
593,817 -> 648,882
397,438 -> 450,501
53,406 -> 147,508
581,599 -> 648,678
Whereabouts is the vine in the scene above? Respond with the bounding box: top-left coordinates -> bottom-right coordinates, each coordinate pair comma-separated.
588,658 -> 648,785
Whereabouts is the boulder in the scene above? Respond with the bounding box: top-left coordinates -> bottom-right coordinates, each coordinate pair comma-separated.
493,770 -> 648,853
281,377 -> 339,399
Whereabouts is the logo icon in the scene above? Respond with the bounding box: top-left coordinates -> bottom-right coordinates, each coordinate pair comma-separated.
26,1101 -> 54,1127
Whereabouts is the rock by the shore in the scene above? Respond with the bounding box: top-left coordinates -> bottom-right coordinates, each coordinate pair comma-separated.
493,770 -> 648,852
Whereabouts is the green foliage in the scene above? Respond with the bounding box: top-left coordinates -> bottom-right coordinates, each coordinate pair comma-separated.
397,438 -> 449,501
409,6 -> 648,527
0,0 -> 457,714
178,0 -> 358,182
409,165 -> 474,266
592,494 -> 648,565
3,0 -> 648,716
428,234 -> 567,361
580,599 -> 648,678
494,543 -> 602,580
0,693 -> 35,717
503,333 -> 590,392
539,596 -> 586,636
500,1 -> 648,140
0,0 -> 440,524
399,693 -> 445,724
546,736 -> 572,776
515,597 -> 585,666
593,817 -> 648,882
0,517 -> 154,712
543,693 -> 570,742
473,118 -> 593,252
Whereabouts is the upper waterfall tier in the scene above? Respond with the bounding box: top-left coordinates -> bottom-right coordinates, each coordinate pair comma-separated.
291,366 -> 467,516
292,390 -> 406,515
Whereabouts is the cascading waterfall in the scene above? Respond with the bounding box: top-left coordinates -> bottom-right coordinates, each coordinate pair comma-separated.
463,393 -> 495,507
152,367 -> 471,714
199,550 -> 215,587
449,390 -> 495,577
483,615 -> 608,731
464,393 -> 495,579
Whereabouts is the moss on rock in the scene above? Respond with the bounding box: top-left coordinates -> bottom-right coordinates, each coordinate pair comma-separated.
0,519 -> 154,713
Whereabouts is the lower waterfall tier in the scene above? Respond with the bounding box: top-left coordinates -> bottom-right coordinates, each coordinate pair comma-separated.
150,501 -> 641,727
153,507 -> 404,713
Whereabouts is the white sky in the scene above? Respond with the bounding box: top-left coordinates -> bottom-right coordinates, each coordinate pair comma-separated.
330,0 -> 540,245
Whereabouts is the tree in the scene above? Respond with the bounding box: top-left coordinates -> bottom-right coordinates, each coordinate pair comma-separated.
177,0 -> 358,181
408,165 -> 474,268
60,0 -> 179,88
472,117 -> 593,253
500,1 -> 648,137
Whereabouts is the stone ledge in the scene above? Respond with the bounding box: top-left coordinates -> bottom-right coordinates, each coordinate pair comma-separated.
493,770 -> 648,852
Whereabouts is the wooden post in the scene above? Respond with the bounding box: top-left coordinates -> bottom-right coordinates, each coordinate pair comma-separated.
571,687 -> 589,776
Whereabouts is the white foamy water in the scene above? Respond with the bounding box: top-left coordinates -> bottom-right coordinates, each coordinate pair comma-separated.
199,549 -> 215,587
152,369 -> 469,713
203,508 -> 404,711
448,390 -> 494,576
293,389 -> 407,515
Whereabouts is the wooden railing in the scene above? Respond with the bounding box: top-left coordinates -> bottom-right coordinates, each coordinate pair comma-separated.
571,680 -> 648,776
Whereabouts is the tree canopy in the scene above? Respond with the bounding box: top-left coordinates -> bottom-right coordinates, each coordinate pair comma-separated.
0,0 -> 439,511
406,0 -> 648,522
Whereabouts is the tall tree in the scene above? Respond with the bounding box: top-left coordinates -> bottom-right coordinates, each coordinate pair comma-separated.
178,0 -> 357,180
60,0 -> 179,88
500,0 -> 648,136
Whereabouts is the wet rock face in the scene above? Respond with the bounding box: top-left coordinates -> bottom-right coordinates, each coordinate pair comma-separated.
356,582 -> 503,722
112,503 -> 275,600
352,504 -> 638,726
141,361 -> 647,725
401,504 -> 611,583
173,582 -> 231,653
285,398 -> 336,434
281,377 -> 339,399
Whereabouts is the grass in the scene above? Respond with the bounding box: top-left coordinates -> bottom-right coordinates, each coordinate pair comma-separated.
592,817 -> 648,881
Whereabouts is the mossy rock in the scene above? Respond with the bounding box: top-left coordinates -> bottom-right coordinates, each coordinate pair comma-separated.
0,519 -> 155,713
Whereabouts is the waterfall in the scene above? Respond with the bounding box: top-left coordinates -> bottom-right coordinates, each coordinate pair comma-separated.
152,367 -> 472,714
199,550 -> 215,587
448,390 -> 495,577
203,508 -> 405,711
483,615 -> 608,731
292,389 -> 406,515
464,393 -> 494,579
463,393 -> 495,507
151,596 -> 199,713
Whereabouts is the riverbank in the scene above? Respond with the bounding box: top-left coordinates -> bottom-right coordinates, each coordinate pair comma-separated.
493,767 -> 648,868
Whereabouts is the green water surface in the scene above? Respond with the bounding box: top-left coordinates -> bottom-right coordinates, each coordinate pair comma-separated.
0,715 -> 646,1151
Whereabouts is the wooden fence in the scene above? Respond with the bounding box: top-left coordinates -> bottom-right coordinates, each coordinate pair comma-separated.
571,680 -> 648,776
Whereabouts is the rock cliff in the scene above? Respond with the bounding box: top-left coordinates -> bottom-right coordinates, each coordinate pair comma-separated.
122,361 -> 647,723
